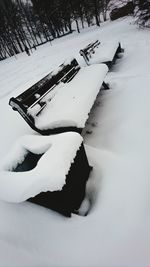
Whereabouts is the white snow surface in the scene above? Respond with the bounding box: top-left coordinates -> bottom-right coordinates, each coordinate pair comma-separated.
0,133 -> 83,203
35,64 -> 108,130
0,17 -> 150,267
87,41 -> 120,64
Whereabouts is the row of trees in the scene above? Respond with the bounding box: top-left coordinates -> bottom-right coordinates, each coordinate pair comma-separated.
0,0 -> 111,61
0,0 -> 149,61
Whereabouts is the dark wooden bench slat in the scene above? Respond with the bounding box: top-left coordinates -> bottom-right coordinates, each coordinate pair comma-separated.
80,40 -> 100,64
9,59 -> 80,110
9,58 -> 81,135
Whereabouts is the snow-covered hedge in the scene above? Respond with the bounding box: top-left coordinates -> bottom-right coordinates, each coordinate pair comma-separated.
134,0 -> 150,28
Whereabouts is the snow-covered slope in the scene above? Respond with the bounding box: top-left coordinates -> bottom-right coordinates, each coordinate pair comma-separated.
0,17 -> 150,266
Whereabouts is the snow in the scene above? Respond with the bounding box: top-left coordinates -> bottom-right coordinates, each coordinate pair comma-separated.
0,16 -> 150,266
0,133 -> 83,203
109,0 -> 129,10
34,64 -> 108,130
27,103 -> 41,117
86,41 -> 121,64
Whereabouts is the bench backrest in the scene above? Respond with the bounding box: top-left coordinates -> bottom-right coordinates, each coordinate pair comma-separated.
79,40 -> 100,65
9,58 -> 80,134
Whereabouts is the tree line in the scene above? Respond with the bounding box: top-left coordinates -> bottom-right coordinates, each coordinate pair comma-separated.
0,0 -> 111,60
0,0 -> 149,61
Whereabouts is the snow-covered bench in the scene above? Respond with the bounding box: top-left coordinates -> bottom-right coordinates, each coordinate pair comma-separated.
9,58 -> 109,135
79,40 -> 124,69
0,133 -> 92,217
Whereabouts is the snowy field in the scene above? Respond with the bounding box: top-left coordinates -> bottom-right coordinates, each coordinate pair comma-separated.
0,17 -> 150,267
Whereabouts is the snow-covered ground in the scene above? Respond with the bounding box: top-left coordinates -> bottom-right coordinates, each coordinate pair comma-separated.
0,17 -> 150,267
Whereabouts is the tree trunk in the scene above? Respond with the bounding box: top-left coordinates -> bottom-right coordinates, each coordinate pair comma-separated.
75,19 -> 80,33
94,0 -> 100,26
81,18 -> 84,28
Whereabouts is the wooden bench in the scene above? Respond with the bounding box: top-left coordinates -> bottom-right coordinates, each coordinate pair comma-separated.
79,40 -> 124,69
0,133 -> 92,217
9,58 -> 109,135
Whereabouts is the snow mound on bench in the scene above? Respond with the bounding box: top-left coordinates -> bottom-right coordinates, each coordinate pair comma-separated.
0,132 -> 83,203
35,64 -> 108,130
89,41 -> 120,64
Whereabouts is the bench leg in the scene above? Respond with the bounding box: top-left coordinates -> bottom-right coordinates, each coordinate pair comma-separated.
118,43 -> 124,53
102,81 -> 109,90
